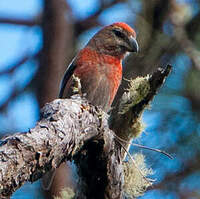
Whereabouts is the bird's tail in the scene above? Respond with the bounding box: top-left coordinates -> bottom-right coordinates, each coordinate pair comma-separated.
41,169 -> 56,190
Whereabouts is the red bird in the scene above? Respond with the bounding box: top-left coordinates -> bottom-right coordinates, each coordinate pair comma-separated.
42,22 -> 138,191
59,22 -> 139,112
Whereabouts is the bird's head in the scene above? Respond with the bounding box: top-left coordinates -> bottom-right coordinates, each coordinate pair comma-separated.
87,22 -> 139,58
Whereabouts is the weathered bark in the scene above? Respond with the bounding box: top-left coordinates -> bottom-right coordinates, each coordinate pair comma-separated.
110,65 -> 172,141
0,66 -> 171,199
0,97 -> 113,198
36,1 -> 75,197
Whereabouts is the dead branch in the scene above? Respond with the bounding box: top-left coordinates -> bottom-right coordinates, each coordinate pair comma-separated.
0,55 -> 29,76
0,52 -> 40,112
0,96 -> 116,198
0,66 -> 171,199
110,65 -> 172,143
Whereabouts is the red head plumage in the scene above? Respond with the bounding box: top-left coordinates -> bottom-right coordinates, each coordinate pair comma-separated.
111,22 -> 137,38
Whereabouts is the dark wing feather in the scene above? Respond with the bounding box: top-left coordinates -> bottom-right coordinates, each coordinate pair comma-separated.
41,169 -> 56,190
59,57 -> 77,98
81,74 -> 111,112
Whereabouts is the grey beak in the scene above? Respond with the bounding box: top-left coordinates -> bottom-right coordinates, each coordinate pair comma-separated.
129,36 -> 139,52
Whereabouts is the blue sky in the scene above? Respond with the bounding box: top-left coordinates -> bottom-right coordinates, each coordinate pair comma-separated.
0,0 -> 42,135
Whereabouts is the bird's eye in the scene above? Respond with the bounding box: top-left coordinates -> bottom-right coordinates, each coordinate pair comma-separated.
113,29 -> 125,39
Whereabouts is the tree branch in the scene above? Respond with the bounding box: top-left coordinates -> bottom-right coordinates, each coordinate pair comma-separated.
110,65 -> 172,143
0,66 -> 172,199
0,51 -> 40,76
0,17 -> 39,26
0,52 -> 40,111
0,96 -> 114,198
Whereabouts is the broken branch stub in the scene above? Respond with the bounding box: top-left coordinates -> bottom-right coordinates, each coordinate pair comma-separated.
109,65 -> 172,141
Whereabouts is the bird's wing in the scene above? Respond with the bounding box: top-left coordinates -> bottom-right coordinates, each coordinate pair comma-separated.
59,57 -> 77,98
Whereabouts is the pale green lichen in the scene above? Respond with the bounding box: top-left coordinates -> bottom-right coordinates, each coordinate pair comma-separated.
118,108 -> 146,140
130,117 -> 146,138
71,75 -> 82,95
123,153 -> 153,198
119,76 -> 150,115
54,188 -> 75,199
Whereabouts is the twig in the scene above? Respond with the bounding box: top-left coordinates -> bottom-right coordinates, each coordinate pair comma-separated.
115,138 -> 154,183
0,17 -> 40,26
0,52 -> 40,76
114,133 -> 173,159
